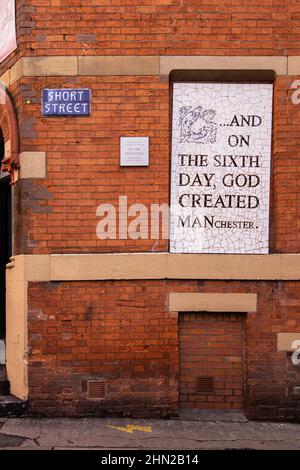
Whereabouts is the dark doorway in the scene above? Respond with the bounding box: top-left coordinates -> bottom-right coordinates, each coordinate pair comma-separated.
0,130 -> 12,339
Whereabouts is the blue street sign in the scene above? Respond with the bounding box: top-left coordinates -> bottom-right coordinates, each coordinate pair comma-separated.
42,88 -> 91,116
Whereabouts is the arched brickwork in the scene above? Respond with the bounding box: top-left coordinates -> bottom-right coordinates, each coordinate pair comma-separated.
0,85 -> 19,184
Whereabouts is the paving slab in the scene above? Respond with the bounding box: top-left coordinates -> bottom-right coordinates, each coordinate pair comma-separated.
0,433 -> 24,448
0,419 -> 6,427
179,409 -> 248,423
36,433 -> 77,450
0,415 -> 300,450
0,418 -> 41,439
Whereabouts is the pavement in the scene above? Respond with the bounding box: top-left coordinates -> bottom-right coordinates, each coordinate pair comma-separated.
0,410 -> 300,450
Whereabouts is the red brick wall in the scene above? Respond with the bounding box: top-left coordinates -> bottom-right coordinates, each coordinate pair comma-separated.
28,280 -> 181,417
179,312 -> 244,410
2,1 -> 300,77
27,280 -> 300,419
272,76 -> 300,253
13,75 -> 170,254
8,0 -> 300,61
1,1 -> 299,420
0,4 -> 298,255
8,74 -> 299,254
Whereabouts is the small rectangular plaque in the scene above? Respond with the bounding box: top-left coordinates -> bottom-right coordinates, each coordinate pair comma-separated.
42,89 -> 91,116
120,137 -> 149,166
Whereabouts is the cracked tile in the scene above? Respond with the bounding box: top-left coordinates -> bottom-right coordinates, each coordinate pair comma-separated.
170,82 -> 273,254
0,418 -> 42,440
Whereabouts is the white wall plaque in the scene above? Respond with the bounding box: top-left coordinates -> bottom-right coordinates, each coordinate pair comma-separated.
170,82 -> 273,254
120,137 -> 149,166
0,0 -> 17,64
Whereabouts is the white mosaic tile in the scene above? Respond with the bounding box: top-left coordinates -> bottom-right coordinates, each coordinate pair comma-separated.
170,82 -> 273,254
